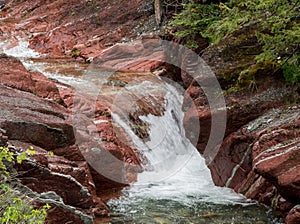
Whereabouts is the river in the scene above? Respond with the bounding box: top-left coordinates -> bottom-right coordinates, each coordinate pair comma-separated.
1,40 -> 281,224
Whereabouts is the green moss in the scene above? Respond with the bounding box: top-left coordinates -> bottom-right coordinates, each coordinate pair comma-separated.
224,60 -> 278,93
237,61 -> 277,88
71,49 -> 81,58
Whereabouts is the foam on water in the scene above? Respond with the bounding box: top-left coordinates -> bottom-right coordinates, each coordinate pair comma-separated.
1,40 -> 96,89
2,36 -> 280,224
3,39 -> 40,59
111,81 -> 247,205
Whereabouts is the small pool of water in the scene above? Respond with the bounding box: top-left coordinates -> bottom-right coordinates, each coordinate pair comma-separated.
108,196 -> 279,224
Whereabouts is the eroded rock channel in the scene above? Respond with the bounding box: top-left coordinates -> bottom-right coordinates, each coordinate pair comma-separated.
0,0 -> 299,223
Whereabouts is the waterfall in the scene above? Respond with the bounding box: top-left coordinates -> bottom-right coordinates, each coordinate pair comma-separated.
2,40 -> 278,223
110,80 -> 245,204
105,80 -> 279,223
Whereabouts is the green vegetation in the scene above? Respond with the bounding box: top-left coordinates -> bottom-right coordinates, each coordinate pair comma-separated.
71,49 -> 81,58
0,146 -> 49,223
170,0 -> 300,84
169,3 -> 220,48
282,53 -> 300,84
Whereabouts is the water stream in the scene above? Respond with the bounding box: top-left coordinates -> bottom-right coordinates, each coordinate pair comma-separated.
107,82 -> 279,224
2,41 -> 281,224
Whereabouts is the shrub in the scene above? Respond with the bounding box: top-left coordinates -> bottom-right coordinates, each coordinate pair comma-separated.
170,0 -> 300,84
0,146 -> 49,223
169,2 -> 220,48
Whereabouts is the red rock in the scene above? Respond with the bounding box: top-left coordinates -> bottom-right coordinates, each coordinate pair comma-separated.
207,105 -> 300,218
253,130 -> 300,203
58,80 -> 142,194
10,141 -> 107,222
286,205 -> 300,224
208,133 -> 254,189
93,37 -> 165,72
0,84 -> 74,150
3,0 -> 156,58
0,54 -> 62,101
0,52 -> 142,222
243,175 -> 276,205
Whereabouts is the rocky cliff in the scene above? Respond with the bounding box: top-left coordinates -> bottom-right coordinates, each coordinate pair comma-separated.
0,53 -> 142,223
182,28 -> 300,223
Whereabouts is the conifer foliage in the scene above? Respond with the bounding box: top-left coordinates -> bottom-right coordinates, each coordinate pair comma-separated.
170,0 -> 300,83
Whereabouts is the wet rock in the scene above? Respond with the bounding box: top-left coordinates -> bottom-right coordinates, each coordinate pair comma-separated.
93,37 -> 164,72
208,133 -> 254,190
197,35 -> 300,216
253,132 -> 300,203
58,85 -> 142,188
10,141 -> 107,223
17,183 -> 94,224
0,53 -> 142,222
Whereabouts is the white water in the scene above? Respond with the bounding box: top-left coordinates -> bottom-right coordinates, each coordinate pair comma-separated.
2,39 -> 40,59
111,81 -> 246,205
1,39 -> 89,88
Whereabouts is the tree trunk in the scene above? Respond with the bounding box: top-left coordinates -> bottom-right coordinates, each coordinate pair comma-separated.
154,0 -> 163,25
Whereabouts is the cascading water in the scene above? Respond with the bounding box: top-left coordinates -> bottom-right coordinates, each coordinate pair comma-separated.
1,41 -> 280,224
1,39 -> 90,88
111,81 -> 233,198
107,81 -> 279,223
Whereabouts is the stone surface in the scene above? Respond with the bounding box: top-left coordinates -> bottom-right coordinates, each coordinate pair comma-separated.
181,26 -> 300,220
0,53 -> 141,223
286,205 -> 300,224
0,84 -> 74,150
0,54 -> 62,101
2,0 -> 157,59
208,105 -> 300,218
93,37 -> 164,72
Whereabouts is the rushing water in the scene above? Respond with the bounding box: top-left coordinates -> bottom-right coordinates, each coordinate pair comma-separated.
2,41 -> 281,224
107,82 -> 279,224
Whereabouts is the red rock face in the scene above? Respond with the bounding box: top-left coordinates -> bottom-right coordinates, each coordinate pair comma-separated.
2,0 -> 156,59
93,37 -> 165,72
184,64 -> 300,220
0,54 -> 141,222
0,54 -> 62,101
182,27 -> 300,221
207,107 -> 300,220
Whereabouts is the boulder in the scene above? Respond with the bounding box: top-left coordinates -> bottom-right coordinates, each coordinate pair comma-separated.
0,54 -> 62,101
0,53 -> 142,222
0,84 -> 74,150
286,205 -> 300,224
208,106 -> 300,218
